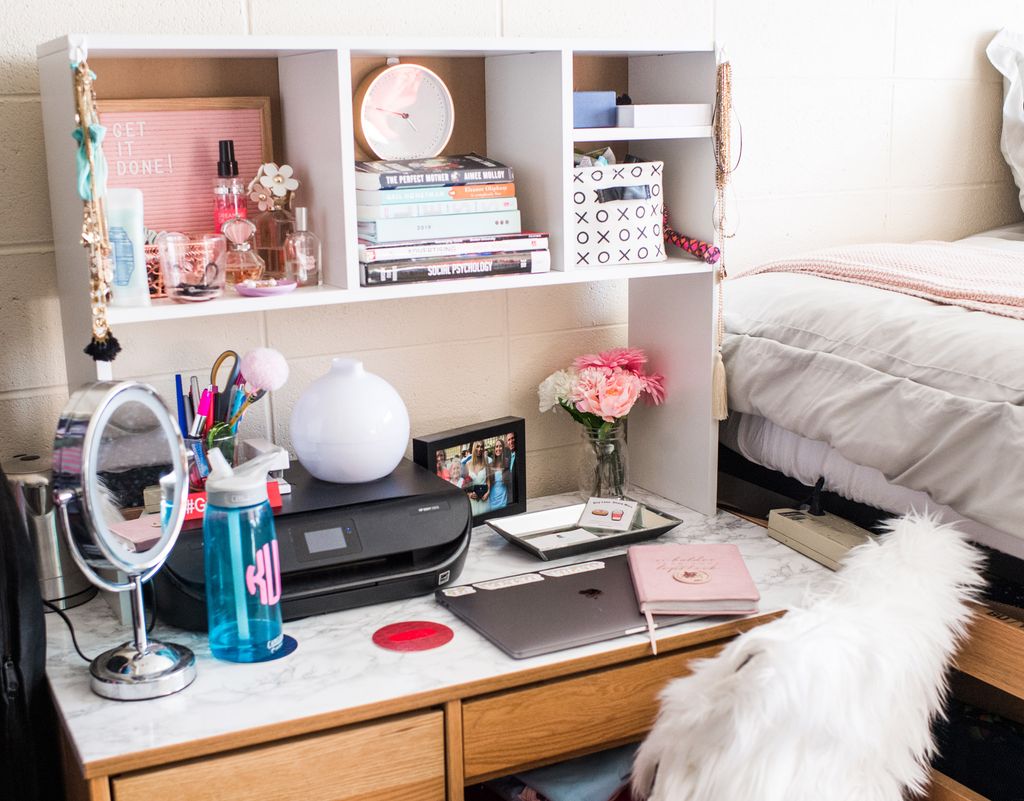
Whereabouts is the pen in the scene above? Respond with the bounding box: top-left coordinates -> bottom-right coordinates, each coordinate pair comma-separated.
225,385 -> 239,423
205,387 -> 216,435
190,376 -> 201,418
189,390 -> 212,438
183,392 -> 194,433
174,374 -> 187,434
228,388 -> 249,433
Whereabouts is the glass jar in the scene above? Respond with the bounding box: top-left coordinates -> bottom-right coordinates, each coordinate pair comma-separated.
578,421 -> 629,499
156,233 -> 226,303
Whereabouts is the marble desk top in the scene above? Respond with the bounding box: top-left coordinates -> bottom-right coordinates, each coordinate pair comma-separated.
46,491 -> 831,773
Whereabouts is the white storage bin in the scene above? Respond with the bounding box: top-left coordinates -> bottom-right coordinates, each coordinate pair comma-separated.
571,161 -> 665,268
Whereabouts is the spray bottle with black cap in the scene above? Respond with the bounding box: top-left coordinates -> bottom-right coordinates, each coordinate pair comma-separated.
213,139 -> 247,231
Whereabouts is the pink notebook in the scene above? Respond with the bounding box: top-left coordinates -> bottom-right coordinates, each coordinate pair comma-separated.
628,543 -> 760,616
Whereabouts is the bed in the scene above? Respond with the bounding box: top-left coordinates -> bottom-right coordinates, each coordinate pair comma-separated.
720,222 -> 1024,557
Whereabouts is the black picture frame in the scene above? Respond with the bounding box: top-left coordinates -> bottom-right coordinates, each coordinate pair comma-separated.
413,416 -> 526,526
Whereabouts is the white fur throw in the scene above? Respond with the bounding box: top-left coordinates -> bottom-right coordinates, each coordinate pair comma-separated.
632,513 -> 985,801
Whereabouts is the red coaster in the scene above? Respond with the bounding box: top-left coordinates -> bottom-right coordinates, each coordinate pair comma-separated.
372,621 -> 454,652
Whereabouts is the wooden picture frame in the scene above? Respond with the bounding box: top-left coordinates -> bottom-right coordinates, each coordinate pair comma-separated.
97,96 -> 273,234
413,416 -> 526,526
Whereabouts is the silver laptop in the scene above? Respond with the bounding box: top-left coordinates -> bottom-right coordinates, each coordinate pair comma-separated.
434,553 -> 696,658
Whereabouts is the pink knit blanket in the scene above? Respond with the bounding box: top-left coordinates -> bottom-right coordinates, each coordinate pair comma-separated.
744,241 -> 1024,320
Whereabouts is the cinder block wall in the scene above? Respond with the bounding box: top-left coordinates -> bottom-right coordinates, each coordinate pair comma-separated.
1,0 -> 1020,495
719,0 -> 1023,267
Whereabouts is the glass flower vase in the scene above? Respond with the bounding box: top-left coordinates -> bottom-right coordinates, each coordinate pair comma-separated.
578,421 -> 629,499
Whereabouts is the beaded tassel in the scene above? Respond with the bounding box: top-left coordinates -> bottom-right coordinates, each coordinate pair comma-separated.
711,57 -> 738,421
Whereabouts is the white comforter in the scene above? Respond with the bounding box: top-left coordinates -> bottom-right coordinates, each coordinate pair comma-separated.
723,236 -> 1024,537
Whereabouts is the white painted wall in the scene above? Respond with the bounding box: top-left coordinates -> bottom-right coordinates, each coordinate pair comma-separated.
1,0 -> 1021,495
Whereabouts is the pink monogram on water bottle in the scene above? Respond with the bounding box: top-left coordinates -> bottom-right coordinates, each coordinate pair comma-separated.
246,540 -> 282,606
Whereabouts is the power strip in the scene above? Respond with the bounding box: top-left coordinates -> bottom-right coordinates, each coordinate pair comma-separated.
767,508 -> 876,571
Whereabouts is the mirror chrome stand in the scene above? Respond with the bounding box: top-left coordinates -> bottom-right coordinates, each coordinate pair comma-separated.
54,492 -> 196,701
52,382 -> 197,702
88,577 -> 196,702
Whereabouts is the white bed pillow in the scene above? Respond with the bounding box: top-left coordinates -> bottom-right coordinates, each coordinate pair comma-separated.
959,221 -> 1024,253
988,29 -> 1024,214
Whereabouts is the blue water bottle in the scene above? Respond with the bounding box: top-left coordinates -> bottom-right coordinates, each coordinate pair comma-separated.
203,449 -> 284,662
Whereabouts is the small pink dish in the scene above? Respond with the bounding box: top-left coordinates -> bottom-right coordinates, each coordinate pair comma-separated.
234,279 -> 299,297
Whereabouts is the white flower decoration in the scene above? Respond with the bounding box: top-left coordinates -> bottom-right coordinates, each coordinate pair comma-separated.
248,187 -> 274,212
538,369 -> 575,413
258,163 -> 300,197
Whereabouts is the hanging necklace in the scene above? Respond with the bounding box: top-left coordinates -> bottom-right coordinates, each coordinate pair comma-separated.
711,55 -> 741,420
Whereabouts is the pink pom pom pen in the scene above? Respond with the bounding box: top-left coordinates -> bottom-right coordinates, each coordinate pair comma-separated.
228,348 -> 290,432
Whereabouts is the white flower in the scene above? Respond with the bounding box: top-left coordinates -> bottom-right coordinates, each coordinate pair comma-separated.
258,163 -> 300,197
538,369 -> 574,413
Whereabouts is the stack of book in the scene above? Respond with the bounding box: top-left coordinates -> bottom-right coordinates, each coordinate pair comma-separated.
355,153 -> 550,286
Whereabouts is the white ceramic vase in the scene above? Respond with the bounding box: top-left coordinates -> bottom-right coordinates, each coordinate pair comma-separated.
289,358 -> 410,483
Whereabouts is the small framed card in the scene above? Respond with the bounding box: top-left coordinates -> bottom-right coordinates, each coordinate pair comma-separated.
577,498 -> 640,532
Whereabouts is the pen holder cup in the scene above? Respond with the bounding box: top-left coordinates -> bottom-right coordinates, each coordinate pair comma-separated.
186,429 -> 237,492
157,233 -> 227,303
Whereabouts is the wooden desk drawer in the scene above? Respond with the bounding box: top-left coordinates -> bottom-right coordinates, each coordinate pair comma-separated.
928,770 -> 989,801
463,645 -> 720,782
112,711 -> 445,801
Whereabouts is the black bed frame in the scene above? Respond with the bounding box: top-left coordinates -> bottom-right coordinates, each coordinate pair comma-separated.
717,444 -> 1024,601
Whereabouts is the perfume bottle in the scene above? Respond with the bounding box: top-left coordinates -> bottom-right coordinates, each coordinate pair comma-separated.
221,218 -> 265,286
213,140 -> 247,231
283,207 -> 321,287
254,201 -> 294,281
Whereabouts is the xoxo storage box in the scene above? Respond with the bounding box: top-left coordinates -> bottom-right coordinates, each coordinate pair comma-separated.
571,161 -> 665,267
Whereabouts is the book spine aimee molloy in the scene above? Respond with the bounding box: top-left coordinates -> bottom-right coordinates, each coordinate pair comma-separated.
362,250 -> 551,285
357,165 -> 515,190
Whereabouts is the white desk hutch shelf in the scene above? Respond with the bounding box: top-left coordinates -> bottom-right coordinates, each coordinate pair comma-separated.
38,34 -> 720,517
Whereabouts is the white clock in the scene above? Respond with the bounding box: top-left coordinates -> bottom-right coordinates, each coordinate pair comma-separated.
354,61 -> 455,160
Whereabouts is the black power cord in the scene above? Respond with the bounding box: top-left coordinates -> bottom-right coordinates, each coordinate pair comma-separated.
42,599 -> 93,663
803,477 -> 827,516
42,582 -> 159,665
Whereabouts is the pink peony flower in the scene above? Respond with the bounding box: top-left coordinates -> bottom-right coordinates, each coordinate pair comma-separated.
572,367 -> 643,422
573,347 -> 648,374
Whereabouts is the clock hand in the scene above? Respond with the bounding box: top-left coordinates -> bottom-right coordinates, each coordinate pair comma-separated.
405,116 -> 418,132
374,106 -> 410,119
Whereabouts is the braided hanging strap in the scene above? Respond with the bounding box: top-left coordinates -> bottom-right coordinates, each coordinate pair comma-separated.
663,206 -> 721,264
711,57 -> 738,421
71,58 -> 120,362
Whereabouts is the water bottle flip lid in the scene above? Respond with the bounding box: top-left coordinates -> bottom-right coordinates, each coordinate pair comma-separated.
205,448 -> 279,508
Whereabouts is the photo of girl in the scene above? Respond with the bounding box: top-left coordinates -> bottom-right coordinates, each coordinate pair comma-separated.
489,438 -> 511,512
465,440 -> 491,516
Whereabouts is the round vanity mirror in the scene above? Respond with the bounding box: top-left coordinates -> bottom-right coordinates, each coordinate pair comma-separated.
53,382 -> 195,701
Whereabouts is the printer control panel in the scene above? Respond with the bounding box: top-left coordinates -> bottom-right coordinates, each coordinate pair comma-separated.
284,510 -> 365,567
